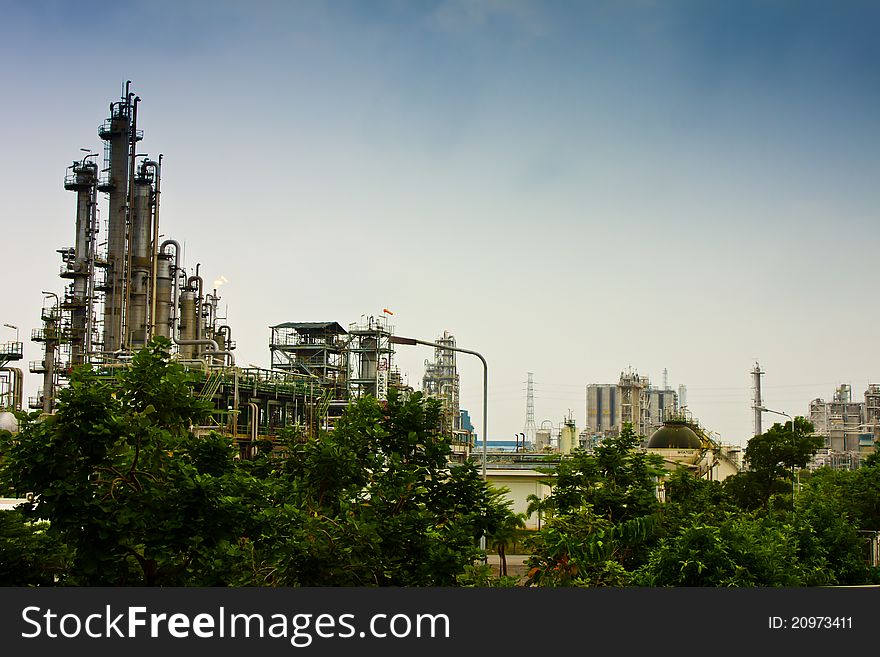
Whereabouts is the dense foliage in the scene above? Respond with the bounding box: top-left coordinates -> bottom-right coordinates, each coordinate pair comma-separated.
3,340 -> 878,587
0,337 -> 502,586
523,425 -> 665,586
522,422 -> 880,587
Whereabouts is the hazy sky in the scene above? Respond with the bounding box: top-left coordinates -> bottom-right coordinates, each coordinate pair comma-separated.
3,1 -> 879,446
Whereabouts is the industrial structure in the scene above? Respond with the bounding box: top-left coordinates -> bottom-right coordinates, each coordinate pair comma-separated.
751,362 -> 764,436
0,334 -> 23,413
808,383 -> 879,469
752,364 -> 878,470
420,331 -> 472,460
13,83 -> 474,459
645,410 -> 743,485
585,368 -> 682,442
28,82 -> 235,417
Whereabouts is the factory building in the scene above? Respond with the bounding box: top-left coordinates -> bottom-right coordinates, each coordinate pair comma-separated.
586,368 -> 682,441
807,383 -> 879,469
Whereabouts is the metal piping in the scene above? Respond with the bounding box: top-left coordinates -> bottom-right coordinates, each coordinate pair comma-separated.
121,94 -> 140,349
173,337 -> 219,352
248,402 -> 260,443
72,153 -> 98,363
160,239 -> 181,340
0,367 -> 24,410
217,324 -> 232,346
146,156 -> 161,339
127,155 -> 152,349
40,292 -> 60,415
205,293 -> 216,332
187,274 -> 204,342
209,350 -> 236,367
170,337 -> 235,368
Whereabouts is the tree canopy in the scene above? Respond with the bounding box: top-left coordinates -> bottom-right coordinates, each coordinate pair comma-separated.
521,422 -> 879,587
2,343 -> 878,587
0,337 -> 502,586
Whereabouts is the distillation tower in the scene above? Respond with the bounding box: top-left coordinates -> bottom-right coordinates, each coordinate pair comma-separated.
31,83 -> 234,413
347,315 -> 395,401
422,331 -> 460,433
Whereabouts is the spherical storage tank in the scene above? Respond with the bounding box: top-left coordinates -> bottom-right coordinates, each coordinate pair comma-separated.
0,411 -> 19,433
646,422 -> 702,449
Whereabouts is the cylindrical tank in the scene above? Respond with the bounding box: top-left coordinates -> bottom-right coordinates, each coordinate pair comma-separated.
100,102 -> 133,352
178,290 -> 197,359
211,329 -> 226,366
154,255 -> 173,339
359,336 -> 378,393
73,164 -> 96,264
130,177 -> 152,261
68,161 -> 97,365
126,177 -> 153,349
0,411 -> 19,433
560,423 -> 576,455
127,270 -> 149,348
536,429 -> 551,451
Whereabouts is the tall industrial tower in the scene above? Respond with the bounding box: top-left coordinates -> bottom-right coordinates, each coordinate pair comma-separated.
751,362 -> 764,436
618,368 -> 648,435
524,372 -> 537,447
422,330 -> 460,434
31,82 -> 235,413
348,315 -> 394,401
97,81 -> 143,352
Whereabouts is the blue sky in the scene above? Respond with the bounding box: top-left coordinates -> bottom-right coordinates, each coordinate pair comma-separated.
3,1 -> 880,444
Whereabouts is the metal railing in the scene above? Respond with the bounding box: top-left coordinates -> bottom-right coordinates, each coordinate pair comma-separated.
0,342 -> 23,359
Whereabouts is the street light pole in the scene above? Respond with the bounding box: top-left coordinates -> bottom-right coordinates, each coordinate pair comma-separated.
388,335 -> 488,481
389,334 -> 489,560
3,324 -> 19,344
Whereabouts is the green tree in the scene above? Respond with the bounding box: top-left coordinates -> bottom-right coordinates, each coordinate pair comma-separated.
636,511 -> 810,586
524,424 -> 665,586
544,424 -> 666,522
730,417 -> 823,509
485,487 -> 526,577
0,340 -> 516,587
228,389 -> 503,586
641,460 -> 876,587
526,493 -> 551,530
0,509 -> 70,585
525,507 -> 651,586
0,337 -> 244,585
794,466 -> 880,583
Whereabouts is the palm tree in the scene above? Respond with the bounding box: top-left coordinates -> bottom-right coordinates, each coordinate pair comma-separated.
490,510 -> 526,576
526,493 -> 553,530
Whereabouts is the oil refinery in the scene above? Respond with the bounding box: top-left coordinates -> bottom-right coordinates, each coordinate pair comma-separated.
0,83 -> 875,480
0,83 -> 472,460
